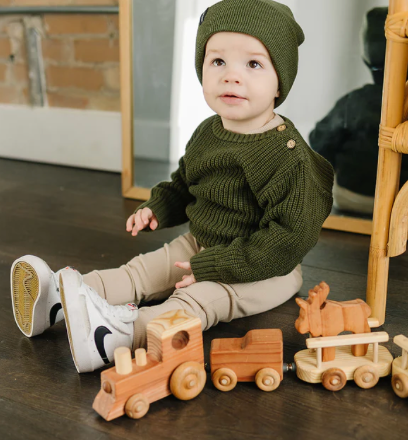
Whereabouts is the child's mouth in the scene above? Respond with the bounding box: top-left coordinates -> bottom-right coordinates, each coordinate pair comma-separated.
220,95 -> 246,104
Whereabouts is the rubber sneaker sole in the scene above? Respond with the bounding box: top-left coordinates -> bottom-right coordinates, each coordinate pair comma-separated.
11,257 -> 52,337
59,270 -> 93,373
11,261 -> 39,336
59,271 -> 79,371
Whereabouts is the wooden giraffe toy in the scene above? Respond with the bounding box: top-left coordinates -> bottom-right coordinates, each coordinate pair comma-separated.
295,281 -> 371,362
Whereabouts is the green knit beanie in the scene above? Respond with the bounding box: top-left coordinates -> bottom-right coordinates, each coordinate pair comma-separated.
195,0 -> 305,108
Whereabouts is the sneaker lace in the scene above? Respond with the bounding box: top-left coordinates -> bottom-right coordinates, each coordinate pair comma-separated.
85,284 -> 138,323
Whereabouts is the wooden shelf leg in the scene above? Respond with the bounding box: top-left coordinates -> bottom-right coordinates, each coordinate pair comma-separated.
366,0 -> 408,325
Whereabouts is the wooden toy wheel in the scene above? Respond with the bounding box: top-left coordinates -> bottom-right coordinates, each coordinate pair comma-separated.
125,393 -> 149,419
354,365 -> 379,389
392,373 -> 408,398
170,361 -> 206,400
255,368 -> 281,392
321,368 -> 347,391
212,368 -> 237,392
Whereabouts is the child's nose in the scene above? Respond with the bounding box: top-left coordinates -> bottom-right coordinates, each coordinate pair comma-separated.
223,74 -> 241,84
223,67 -> 241,83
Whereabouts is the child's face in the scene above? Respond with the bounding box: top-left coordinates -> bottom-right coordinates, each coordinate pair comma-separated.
202,32 -> 279,132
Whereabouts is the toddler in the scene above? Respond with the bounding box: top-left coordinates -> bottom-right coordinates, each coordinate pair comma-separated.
11,0 -> 334,373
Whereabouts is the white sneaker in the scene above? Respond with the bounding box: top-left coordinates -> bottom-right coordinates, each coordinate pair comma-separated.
10,255 -> 68,337
59,268 -> 139,373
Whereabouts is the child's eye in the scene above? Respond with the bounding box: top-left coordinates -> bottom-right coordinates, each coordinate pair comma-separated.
248,60 -> 262,69
211,58 -> 225,67
210,58 -> 262,68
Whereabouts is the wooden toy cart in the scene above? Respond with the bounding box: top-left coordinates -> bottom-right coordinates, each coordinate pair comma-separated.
295,332 -> 393,391
93,309 -> 206,421
392,334 -> 408,397
210,329 -> 284,392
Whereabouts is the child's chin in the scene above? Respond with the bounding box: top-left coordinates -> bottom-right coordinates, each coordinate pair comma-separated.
218,109 -> 246,121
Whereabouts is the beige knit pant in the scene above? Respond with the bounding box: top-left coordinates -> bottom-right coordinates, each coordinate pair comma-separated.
82,232 -> 303,349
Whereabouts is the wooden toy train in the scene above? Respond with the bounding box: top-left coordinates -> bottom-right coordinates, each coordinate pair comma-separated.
92,282 -> 403,421
93,309 -> 206,421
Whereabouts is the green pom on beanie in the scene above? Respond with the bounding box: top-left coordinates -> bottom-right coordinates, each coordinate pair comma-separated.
195,0 -> 305,108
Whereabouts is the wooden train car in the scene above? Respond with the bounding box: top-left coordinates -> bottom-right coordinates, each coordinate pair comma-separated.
210,329 -> 284,392
92,309 -> 206,421
392,334 -> 408,398
295,332 -> 393,391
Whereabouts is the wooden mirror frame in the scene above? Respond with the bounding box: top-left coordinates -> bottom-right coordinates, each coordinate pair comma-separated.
322,214 -> 372,235
119,0 -> 374,235
120,0 -> 150,202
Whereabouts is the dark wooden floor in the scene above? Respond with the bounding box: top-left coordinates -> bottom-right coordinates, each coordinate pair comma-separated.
1,158 -> 408,440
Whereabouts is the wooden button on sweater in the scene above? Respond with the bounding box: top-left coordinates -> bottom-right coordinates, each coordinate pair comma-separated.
287,139 -> 296,149
277,124 -> 286,132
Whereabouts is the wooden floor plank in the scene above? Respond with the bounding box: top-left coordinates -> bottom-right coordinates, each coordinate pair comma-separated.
0,396 -> 125,440
1,158 -> 408,440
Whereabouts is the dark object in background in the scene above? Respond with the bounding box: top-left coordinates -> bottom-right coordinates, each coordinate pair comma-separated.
361,6 -> 388,85
309,7 -> 408,215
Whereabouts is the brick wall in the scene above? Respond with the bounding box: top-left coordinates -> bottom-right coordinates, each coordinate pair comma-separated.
0,0 -> 121,111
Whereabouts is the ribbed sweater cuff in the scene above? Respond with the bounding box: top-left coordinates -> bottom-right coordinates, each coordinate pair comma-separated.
190,248 -> 220,282
135,198 -> 172,230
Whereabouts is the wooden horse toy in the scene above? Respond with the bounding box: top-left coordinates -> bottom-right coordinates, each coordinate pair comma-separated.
295,282 -> 371,362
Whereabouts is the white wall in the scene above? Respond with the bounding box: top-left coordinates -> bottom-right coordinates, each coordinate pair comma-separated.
170,0 -> 218,162
0,105 -> 121,172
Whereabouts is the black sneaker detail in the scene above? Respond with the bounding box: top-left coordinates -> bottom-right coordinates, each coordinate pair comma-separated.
94,326 -> 112,364
50,303 -> 62,326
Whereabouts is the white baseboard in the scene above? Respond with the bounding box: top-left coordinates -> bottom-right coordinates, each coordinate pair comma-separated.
0,105 -> 122,172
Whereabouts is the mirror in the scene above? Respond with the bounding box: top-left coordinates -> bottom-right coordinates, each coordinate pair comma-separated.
120,0 -> 390,234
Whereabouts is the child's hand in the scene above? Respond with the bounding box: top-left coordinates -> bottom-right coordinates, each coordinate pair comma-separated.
174,261 -> 196,288
126,208 -> 158,236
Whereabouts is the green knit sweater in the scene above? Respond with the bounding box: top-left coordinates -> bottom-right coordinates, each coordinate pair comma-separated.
135,114 -> 334,284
